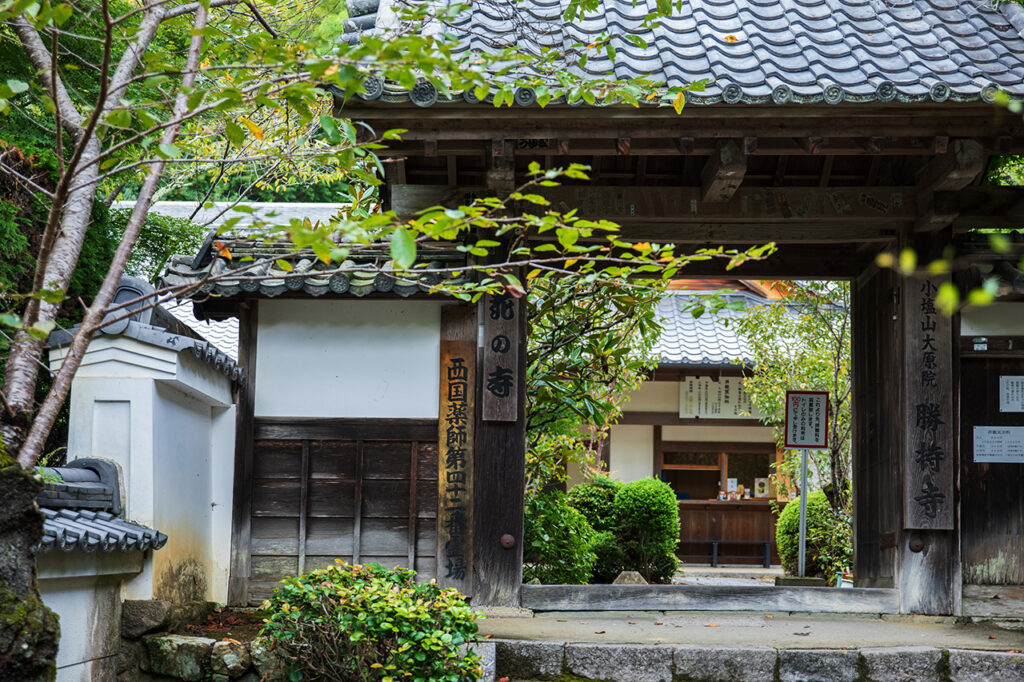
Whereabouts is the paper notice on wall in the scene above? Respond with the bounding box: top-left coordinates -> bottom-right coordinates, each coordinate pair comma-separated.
679,377 -> 759,419
1000,376 -> 1024,413
974,426 -> 1024,463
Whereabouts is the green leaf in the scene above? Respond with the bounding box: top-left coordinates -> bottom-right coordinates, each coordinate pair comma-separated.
319,114 -> 341,144
391,228 -> 416,269
6,79 -> 28,95
275,259 -> 294,272
0,313 -> 22,328
157,143 -> 180,159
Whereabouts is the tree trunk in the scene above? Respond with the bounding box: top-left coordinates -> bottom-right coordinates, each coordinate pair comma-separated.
0,465 -> 59,680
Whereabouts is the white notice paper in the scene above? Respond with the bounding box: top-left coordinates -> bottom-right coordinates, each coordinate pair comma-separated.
679,377 -> 759,419
1000,376 -> 1024,413
974,426 -> 1024,463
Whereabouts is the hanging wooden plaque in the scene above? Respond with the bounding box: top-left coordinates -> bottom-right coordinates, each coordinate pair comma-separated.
903,277 -> 954,530
481,293 -> 521,422
437,307 -> 475,594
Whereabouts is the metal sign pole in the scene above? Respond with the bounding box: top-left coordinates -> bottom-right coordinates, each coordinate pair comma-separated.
798,448 -> 809,578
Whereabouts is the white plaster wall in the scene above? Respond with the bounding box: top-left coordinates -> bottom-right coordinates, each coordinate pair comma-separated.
608,425 -> 654,481
58,336 -> 236,603
255,299 -> 443,418
961,303 -> 1024,336
662,425 -> 776,443
622,381 -> 679,412
39,552 -> 141,682
151,382 -> 215,602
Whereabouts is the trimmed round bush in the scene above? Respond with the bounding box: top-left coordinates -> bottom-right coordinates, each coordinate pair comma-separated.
523,490 -> 596,584
613,478 -> 681,583
589,530 -> 625,583
260,561 -> 482,681
567,475 -> 623,532
776,489 -> 832,577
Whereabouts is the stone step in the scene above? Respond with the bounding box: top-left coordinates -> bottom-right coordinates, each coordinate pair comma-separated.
491,639 -> 1024,682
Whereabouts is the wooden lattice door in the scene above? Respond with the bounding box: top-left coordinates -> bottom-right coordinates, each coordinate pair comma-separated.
247,419 -> 438,604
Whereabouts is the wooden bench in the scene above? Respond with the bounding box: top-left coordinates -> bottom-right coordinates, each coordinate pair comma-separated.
679,539 -> 774,568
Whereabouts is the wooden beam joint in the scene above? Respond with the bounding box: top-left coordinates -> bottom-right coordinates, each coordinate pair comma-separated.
700,139 -> 747,202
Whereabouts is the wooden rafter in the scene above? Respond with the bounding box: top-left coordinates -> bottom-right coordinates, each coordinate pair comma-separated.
701,140 -> 747,202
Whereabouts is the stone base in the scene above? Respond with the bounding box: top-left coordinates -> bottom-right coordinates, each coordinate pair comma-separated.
775,576 -> 829,587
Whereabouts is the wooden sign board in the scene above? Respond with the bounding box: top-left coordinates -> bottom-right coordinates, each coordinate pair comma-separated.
481,293 -> 520,422
680,377 -> 760,419
784,390 -> 830,449
903,278 -> 954,530
437,317 -> 475,594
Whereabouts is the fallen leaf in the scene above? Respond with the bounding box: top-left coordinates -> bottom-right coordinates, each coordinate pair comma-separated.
215,241 -> 232,260
989,635 -> 998,640
484,634 -> 493,639
594,630 -> 606,634
498,678 -> 510,682
793,632 -> 810,636
764,614 -> 774,619
654,622 -> 663,625
628,621 -> 638,625
705,623 -> 719,628
724,34 -> 738,43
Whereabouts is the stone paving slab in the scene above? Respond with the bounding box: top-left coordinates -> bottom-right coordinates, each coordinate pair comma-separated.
491,637 -> 1024,682
480,610 -> 1024,651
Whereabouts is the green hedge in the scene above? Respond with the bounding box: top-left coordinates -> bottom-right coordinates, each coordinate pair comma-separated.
261,561 -> 482,681
523,490 -> 596,584
776,490 -> 832,577
613,478 -> 680,583
566,475 -> 622,532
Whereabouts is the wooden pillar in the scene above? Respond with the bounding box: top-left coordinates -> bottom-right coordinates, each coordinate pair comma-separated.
898,268 -> 957,614
227,301 -> 258,606
472,141 -> 526,606
438,306 -> 476,596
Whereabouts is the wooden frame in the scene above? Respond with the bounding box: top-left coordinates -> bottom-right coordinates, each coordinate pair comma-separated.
227,301 -> 258,606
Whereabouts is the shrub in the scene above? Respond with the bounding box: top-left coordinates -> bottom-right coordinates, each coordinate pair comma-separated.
589,530 -> 625,583
260,561 -> 482,681
523,490 -> 596,584
613,478 -> 680,583
776,490 -> 847,578
567,475 -> 623,532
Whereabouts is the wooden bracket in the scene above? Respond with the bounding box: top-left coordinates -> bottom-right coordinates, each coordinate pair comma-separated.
916,138 -> 986,193
676,136 -> 695,154
700,139 -> 747,202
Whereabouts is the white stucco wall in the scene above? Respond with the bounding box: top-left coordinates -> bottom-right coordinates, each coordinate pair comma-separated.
255,299 -> 443,418
39,552 -> 142,682
961,303 -> 1024,336
622,381 -> 679,412
608,425 -> 655,481
53,335 -> 236,603
662,425 -> 776,442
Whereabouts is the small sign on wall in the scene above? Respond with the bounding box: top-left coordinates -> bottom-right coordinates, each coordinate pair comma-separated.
1000,376 -> 1024,413
784,390 -> 829,450
679,377 -> 759,419
974,426 -> 1024,463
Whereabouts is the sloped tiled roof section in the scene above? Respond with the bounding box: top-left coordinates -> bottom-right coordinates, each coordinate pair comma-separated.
40,508 -> 168,553
654,290 -> 769,367
37,459 -> 168,553
349,0 -> 1024,104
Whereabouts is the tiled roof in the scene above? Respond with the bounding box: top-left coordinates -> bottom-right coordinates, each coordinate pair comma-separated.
37,459 -> 167,553
345,0 -> 1024,105
158,236 -> 467,301
40,508 -> 168,553
654,289 -> 769,367
165,301 -> 239,360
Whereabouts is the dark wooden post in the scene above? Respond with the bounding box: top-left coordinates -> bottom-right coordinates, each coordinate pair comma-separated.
438,306 -> 476,597
228,301 -> 258,606
898,267 -> 957,614
472,140 -> 526,606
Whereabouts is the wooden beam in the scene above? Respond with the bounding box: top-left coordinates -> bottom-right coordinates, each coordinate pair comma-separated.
743,136 -> 758,155
617,136 -> 631,155
619,412 -> 760,427
916,139 -> 986,192
867,136 -> 886,154
676,136 -> 695,154
520,584 -> 900,613
557,137 -> 569,155
227,302 -> 258,606
819,156 -> 835,187
802,136 -> 825,154
446,154 -> 457,185
700,140 -> 747,202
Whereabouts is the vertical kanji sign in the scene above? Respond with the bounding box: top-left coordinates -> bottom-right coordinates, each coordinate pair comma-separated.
438,334 -> 474,593
904,278 -> 953,530
482,292 -> 520,422
785,391 -> 830,450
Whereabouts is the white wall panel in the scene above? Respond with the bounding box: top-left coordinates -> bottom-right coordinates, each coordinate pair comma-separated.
255,300 -> 442,418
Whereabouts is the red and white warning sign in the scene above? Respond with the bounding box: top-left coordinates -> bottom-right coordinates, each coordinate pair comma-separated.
784,390 -> 830,449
